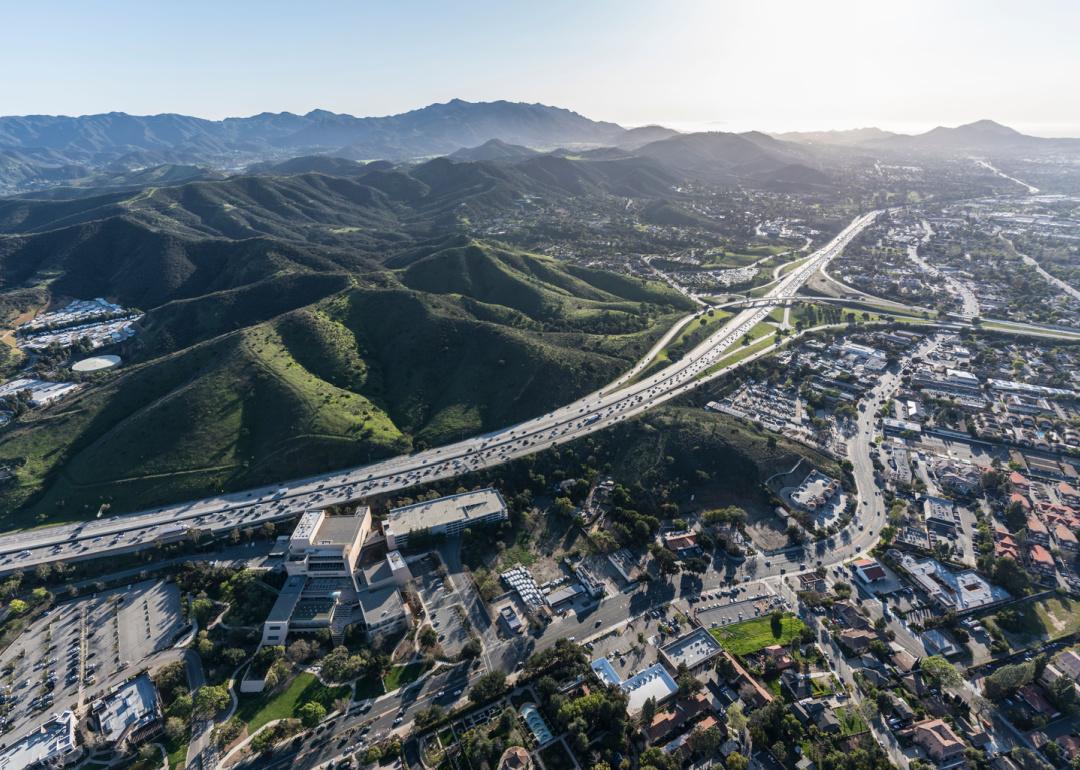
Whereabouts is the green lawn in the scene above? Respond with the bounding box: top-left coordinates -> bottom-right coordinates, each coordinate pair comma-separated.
384,661 -> 430,692
986,595 -> 1080,647
166,729 -> 190,770
835,705 -> 868,735
235,672 -> 349,733
708,613 -> 807,656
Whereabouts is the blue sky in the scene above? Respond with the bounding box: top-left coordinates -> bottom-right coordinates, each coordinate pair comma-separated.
3,0 -> 1078,135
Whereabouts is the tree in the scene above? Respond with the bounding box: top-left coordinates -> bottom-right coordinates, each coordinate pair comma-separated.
164,716 -> 187,743
298,701 -> 327,728
640,696 -> 657,725
920,655 -> 962,689
992,557 -> 1032,596
416,705 -> 447,728
726,752 -> 749,770
460,637 -> 482,660
363,745 -> 383,765
1048,674 -> 1078,710
7,599 -> 27,615
687,726 -> 723,757
985,660 -> 1037,700
138,744 -> 159,764
192,685 -> 230,719
469,671 -> 507,704
286,639 -> 315,663
727,701 -> 747,738
677,666 -> 703,698
553,497 -> 575,518
1011,748 -> 1053,770
212,717 -> 243,748
419,626 -> 439,649
650,546 -> 679,575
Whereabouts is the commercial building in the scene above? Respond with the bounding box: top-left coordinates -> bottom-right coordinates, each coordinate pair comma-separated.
591,658 -> 679,715
261,507 -> 416,648
923,496 -> 958,533
385,489 -> 508,550
262,574 -> 314,645
899,554 -> 1009,612
285,508 -> 371,577
854,558 -> 887,584
358,584 -> 412,636
791,471 -> 840,513
659,627 -> 723,674
91,674 -> 161,748
0,710 -> 79,768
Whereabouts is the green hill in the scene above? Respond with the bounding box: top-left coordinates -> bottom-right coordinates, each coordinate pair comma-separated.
0,226 -> 689,525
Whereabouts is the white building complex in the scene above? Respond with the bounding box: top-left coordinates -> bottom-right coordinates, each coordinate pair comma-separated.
384,488 -> 508,550
0,710 -> 79,768
285,507 -> 371,576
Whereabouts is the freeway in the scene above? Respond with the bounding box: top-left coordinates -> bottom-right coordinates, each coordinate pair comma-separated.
0,211 -> 879,575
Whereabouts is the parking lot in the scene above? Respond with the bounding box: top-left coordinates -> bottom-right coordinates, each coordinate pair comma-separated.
413,555 -> 472,658
693,585 -> 784,629
0,580 -> 183,744
584,607 -> 693,679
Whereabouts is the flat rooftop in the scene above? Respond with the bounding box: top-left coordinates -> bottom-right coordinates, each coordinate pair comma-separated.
312,510 -> 368,546
266,574 -> 307,623
661,627 -> 722,669
292,598 -> 335,623
292,511 -> 322,542
386,550 -> 407,572
591,658 -> 679,714
901,555 -> 1009,610
620,664 -> 679,714
387,488 -> 506,535
0,711 -> 76,769
95,674 -> 158,743
358,584 -> 405,624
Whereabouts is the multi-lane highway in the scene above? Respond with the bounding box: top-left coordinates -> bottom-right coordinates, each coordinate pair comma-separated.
0,211 -> 879,574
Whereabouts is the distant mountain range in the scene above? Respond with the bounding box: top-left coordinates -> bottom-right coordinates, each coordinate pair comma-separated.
1,99 -> 1078,196
0,100 -> 629,193
776,119 -> 1080,154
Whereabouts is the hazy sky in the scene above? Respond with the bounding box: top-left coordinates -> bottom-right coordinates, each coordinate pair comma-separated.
4,0 -> 1078,136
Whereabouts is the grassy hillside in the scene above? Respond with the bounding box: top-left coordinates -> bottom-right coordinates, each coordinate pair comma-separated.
0,234 -> 689,525
0,156 -> 701,527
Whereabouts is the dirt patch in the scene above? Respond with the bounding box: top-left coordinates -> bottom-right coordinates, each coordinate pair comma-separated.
687,483 -> 789,551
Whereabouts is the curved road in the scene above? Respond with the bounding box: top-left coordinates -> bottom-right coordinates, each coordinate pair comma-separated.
0,211 -> 879,574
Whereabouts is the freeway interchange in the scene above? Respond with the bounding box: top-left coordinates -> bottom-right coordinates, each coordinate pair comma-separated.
0,210 -> 879,575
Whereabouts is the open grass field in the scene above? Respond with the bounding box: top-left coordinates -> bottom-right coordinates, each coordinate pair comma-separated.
708,613 -> 807,656
985,595 -> 1080,647
235,672 -> 350,733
